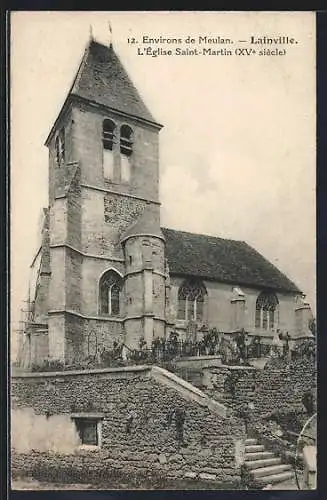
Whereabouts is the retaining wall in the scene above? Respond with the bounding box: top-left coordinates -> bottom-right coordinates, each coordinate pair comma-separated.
11,365 -> 245,487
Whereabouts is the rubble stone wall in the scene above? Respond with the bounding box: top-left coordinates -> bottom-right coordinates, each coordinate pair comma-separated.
203,358 -> 316,416
11,366 -> 245,486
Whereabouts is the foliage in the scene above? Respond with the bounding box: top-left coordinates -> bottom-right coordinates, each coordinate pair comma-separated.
28,330 -> 317,373
308,317 -> 316,337
292,339 -> 316,361
174,408 -> 186,442
235,403 -> 253,423
223,370 -> 242,396
31,359 -> 64,372
262,405 -> 307,436
302,389 -> 316,416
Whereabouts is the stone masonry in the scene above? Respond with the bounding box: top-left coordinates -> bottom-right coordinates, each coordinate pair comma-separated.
11,366 -> 245,486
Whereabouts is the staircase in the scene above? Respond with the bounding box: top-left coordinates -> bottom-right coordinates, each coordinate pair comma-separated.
244,438 -> 294,488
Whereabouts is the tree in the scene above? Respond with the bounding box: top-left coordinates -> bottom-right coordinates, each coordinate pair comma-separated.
308,317 -> 316,337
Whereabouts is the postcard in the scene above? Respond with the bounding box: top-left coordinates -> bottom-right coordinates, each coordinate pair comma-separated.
10,11 -> 316,491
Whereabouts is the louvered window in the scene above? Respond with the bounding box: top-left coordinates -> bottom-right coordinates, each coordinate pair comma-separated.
103,119 -> 116,180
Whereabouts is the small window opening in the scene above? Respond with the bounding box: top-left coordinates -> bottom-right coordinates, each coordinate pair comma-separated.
73,417 -> 102,447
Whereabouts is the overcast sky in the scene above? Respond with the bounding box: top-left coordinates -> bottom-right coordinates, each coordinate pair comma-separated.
11,11 -> 316,354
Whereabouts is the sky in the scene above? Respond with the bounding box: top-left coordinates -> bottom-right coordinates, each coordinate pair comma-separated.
11,11 -> 316,356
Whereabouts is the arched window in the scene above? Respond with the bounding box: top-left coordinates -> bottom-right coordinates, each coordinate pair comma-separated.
120,125 -> 133,182
103,119 -> 116,180
99,270 -> 123,317
177,280 -> 207,322
255,292 -> 279,330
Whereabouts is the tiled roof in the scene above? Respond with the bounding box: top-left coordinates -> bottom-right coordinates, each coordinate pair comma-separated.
71,40 -> 159,125
161,227 -> 301,294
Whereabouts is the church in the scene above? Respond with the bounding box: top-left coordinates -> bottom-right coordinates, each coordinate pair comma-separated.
20,37 -> 312,366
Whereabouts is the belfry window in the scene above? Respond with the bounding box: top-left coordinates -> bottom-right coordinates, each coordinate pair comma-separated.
55,128 -> 65,166
103,119 -> 116,180
120,125 -> 133,182
255,292 -> 279,330
177,280 -> 207,322
99,270 -> 123,317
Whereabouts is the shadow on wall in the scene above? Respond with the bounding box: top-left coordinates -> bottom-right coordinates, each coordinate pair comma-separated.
11,408 -> 80,454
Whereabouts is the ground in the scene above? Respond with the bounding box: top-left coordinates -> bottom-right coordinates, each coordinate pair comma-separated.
12,476 -> 241,490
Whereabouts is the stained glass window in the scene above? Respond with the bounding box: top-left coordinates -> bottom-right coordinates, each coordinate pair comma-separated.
255,292 -> 279,330
177,281 -> 206,321
99,270 -> 123,317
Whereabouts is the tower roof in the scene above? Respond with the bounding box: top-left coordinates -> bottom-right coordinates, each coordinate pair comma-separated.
121,205 -> 164,243
71,40 -> 159,124
46,39 -> 161,145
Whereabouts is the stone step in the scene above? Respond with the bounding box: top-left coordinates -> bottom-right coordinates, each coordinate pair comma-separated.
251,464 -> 292,478
255,470 -> 294,485
245,451 -> 275,461
245,457 -> 282,470
245,438 -> 258,446
245,444 -> 265,453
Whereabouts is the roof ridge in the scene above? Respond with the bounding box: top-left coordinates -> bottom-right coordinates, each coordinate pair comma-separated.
162,227 -> 301,294
161,226 -> 243,243
71,44 -> 90,95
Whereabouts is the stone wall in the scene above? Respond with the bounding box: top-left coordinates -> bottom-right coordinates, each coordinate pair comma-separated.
203,358 -> 316,417
11,366 -> 245,486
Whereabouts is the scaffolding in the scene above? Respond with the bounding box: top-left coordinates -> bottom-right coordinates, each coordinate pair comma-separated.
15,299 -> 35,367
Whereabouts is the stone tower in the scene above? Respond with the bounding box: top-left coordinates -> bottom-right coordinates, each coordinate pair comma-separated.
43,38 -> 164,363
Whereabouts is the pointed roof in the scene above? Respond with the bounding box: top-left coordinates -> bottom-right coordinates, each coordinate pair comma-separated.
71,40 -> 159,124
121,205 -> 164,243
45,39 -> 161,145
161,227 -> 301,294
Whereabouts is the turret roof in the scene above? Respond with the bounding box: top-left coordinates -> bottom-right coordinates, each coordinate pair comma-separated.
121,205 -> 164,243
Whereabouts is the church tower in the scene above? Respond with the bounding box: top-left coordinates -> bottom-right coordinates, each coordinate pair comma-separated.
44,38 -> 164,362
